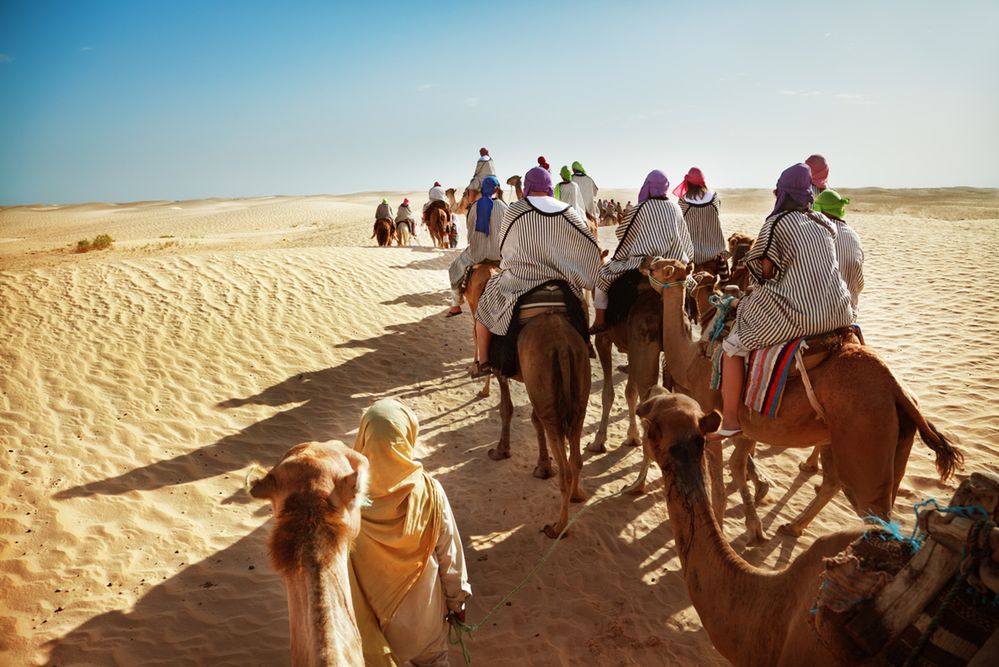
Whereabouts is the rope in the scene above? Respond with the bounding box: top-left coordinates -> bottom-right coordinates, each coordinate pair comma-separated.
647,273 -> 687,291
448,449 -> 640,665
706,294 -> 736,344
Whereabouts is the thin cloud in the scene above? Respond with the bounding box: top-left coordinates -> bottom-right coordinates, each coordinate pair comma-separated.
0,53 -> 12,64
80,46 -> 93,52
417,83 -> 435,92
464,97 -> 480,108
778,89 -> 876,105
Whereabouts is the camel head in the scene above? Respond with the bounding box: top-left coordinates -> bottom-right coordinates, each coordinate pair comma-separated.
691,271 -> 719,292
638,257 -> 691,291
727,232 -> 755,264
249,441 -> 369,574
445,188 -> 457,206
637,387 -> 720,487
505,175 -> 522,187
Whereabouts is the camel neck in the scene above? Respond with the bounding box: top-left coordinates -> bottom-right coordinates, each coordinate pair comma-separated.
285,543 -> 363,667
660,284 -> 699,390
659,441 -> 784,665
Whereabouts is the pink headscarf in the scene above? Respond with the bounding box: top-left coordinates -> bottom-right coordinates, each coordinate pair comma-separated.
638,170 -> 669,203
805,154 -> 829,190
672,167 -> 707,198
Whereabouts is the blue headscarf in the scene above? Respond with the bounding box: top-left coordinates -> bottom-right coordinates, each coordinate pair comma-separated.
475,175 -> 500,234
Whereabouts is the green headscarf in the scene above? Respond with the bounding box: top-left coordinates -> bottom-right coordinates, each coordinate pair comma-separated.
381,198 -> 388,204
555,165 -> 572,198
813,189 -> 849,220
571,161 -> 586,176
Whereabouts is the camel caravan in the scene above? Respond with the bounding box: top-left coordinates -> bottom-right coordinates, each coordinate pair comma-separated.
256,150 -> 996,666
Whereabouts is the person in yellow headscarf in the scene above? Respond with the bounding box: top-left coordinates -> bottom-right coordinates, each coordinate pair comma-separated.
350,398 -> 471,667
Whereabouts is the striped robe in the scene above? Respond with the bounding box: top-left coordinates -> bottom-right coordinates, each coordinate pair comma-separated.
733,210 -> 854,350
679,193 -> 727,265
447,199 -> 508,288
830,218 -> 864,311
469,157 -> 496,190
597,197 -> 693,291
571,173 -> 599,220
476,198 -> 602,335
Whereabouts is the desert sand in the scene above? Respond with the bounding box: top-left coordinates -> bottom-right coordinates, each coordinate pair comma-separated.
1,187 -> 997,666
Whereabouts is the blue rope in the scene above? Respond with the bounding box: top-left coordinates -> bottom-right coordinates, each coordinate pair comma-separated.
707,294 -> 736,344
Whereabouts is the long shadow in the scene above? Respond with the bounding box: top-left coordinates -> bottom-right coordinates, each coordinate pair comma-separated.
44,524 -> 290,666
390,252 -> 454,272
54,311 -> 467,500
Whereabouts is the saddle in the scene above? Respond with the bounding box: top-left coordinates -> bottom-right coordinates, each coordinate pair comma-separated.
423,199 -> 449,220
605,269 -> 659,328
459,260 -> 500,295
488,281 -> 589,378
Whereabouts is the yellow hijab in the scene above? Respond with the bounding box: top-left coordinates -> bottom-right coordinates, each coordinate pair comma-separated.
350,398 -> 443,628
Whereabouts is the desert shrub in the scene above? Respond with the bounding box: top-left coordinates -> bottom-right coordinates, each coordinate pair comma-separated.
76,239 -> 92,253
75,234 -> 114,253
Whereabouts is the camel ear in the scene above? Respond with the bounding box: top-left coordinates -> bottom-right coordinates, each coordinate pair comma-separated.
698,411 -> 722,436
248,468 -> 276,500
601,249 -> 609,259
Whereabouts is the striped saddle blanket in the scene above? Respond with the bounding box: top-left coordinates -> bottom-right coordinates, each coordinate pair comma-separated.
743,325 -> 863,418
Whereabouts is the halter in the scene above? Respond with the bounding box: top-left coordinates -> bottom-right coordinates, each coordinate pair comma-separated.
647,273 -> 687,291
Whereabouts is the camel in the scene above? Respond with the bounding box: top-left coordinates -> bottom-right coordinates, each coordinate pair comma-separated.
726,232 -> 755,292
249,441 -> 369,667
636,257 -> 961,542
487,306 -> 591,539
505,175 -> 523,201
639,389 -> 877,667
395,221 -> 411,247
463,260 -> 501,398
371,219 -> 394,247
590,279 -> 663,458
422,204 -> 450,249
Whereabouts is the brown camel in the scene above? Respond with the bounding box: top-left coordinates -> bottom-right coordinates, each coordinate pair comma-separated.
726,232 -> 755,292
637,257 -> 961,542
372,219 -> 394,247
249,441 -> 369,667
422,205 -> 450,249
487,310 -> 591,539
591,281 -> 662,459
639,389 -> 875,667
505,175 -> 524,201
464,260 -> 501,398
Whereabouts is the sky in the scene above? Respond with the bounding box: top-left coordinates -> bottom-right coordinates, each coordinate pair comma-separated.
0,0 -> 997,204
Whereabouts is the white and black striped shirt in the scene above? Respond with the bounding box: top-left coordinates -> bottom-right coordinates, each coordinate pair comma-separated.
830,217 -> 865,311
679,193 -> 726,265
476,197 -> 602,335
734,210 -> 854,349
597,197 -> 693,291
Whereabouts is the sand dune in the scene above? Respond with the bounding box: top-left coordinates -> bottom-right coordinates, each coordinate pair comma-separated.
1,188 -> 997,666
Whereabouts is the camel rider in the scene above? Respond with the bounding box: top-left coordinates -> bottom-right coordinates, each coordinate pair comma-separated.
570,161 -> 599,225
805,154 -> 829,198
446,176 -> 507,316
470,166 -> 602,377
591,170 -> 693,333
555,165 -> 587,221
469,147 -> 496,192
710,163 -> 854,439
424,182 -> 447,213
674,167 -> 727,276
350,398 -> 471,667
814,189 -> 864,310
395,198 -> 416,246
375,198 -> 394,223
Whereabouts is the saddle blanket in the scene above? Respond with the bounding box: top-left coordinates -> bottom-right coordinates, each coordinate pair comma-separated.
743,337 -> 806,417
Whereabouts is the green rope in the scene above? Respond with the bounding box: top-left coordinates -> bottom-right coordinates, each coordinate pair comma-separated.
447,449 -> 640,664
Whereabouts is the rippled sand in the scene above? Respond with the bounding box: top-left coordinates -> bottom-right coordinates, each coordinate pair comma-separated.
1,188 -> 996,666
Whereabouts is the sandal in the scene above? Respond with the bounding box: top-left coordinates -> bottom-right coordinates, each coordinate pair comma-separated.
705,427 -> 743,442
445,308 -> 462,318
468,361 -> 494,378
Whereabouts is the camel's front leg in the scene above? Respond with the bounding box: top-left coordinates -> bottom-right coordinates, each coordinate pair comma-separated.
626,440 -> 651,496
779,446 -> 841,537
587,333 -> 614,453
746,453 -> 772,504
623,369 -> 643,447
530,408 -> 553,479
730,437 -> 764,544
488,377 -> 512,461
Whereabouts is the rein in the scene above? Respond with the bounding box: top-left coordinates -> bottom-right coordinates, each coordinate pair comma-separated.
647,274 -> 689,291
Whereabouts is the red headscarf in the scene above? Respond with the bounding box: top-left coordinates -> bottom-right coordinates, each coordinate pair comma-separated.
402,198 -> 409,206
537,155 -> 550,171
672,167 -> 707,198
805,155 -> 829,190
479,147 -> 489,156
433,181 -> 441,187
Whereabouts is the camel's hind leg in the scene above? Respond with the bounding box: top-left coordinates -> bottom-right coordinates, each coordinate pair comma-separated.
541,422 -> 571,539
568,418 -> 586,503
530,408 -> 553,479
730,438 -> 765,544
779,446 -> 842,537
705,438 -> 727,526
588,333 -> 614,453
488,377 -> 513,461
623,346 -> 658,448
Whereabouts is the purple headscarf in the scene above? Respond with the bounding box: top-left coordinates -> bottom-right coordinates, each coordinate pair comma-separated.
523,166 -> 554,197
771,163 -> 815,217
638,170 -> 669,203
